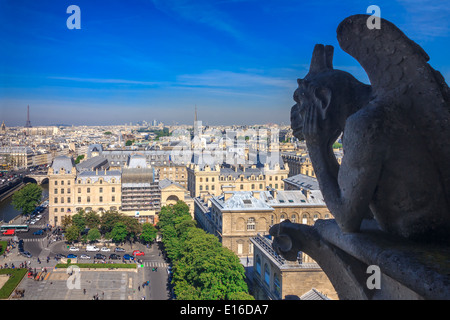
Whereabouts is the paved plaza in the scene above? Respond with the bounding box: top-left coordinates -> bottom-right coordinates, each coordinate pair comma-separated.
16,268 -> 150,300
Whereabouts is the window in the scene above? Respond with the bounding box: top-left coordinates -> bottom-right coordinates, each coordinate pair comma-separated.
87,196 -> 90,203
55,181 -> 58,185
291,214 -> 297,223
99,196 -> 103,203
67,188 -> 71,194
61,181 -> 64,186
302,214 -> 308,224
112,196 -> 115,202
78,197 -> 81,203
256,256 -> 261,275
264,264 -> 270,286
112,187 -> 115,193
247,217 -> 256,230
274,274 -> 281,298
78,188 -> 81,193
99,187 -> 103,193
54,198 -> 58,204
61,188 -> 64,194
54,188 -> 58,194
61,197 -> 64,204
67,197 -> 71,203
240,184 -> 244,190
87,187 -> 90,193
280,214 -> 286,222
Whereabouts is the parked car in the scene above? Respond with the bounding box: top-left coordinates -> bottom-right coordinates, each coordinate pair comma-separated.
123,254 -> 134,261
114,247 -> 125,252
69,246 -> 79,251
109,254 -> 120,260
33,230 -> 44,235
55,254 -> 66,260
132,250 -> 145,256
94,254 -> 106,260
67,254 -> 77,259
80,254 -> 91,260
100,247 -> 110,252
20,251 -> 32,258
86,245 -> 100,252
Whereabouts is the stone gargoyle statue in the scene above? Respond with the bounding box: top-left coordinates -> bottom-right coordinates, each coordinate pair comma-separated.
271,14 -> 450,259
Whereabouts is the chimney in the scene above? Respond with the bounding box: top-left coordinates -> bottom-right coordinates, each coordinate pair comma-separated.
224,191 -> 233,201
302,188 -> 310,199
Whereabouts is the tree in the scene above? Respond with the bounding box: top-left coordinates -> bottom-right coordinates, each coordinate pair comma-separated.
140,223 -> 157,243
85,211 -> 100,229
74,155 -> 85,164
65,225 -> 80,243
87,228 -> 101,243
158,201 -> 253,300
122,216 -> 142,241
111,222 -> 128,243
71,211 -> 86,232
100,210 -> 122,234
125,140 -> 133,146
61,215 -> 72,230
12,183 -> 42,217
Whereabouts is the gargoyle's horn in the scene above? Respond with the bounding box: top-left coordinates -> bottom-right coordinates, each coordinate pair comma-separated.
325,45 -> 334,70
308,44 -> 333,76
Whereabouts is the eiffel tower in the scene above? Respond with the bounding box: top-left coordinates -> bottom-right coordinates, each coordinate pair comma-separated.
25,105 -> 32,128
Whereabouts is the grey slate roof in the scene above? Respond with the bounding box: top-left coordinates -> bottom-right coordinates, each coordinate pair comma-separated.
51,156 -> 75,174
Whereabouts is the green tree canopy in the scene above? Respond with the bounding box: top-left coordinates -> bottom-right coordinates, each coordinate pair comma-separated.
158,201 -> 253,300
65,224 -> 80,243
111,222 -> 128,243
12,183 -> 42,216
87,228 -> 101,243
71,211 -> 86,232
85,211 -> 101,229
140,223 -> 157,243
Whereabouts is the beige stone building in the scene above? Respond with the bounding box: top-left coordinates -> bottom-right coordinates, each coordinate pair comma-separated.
194,189 -> 331,259
250,234 -> 338,300
159,178 -> 194,217
187,162 -> 289,198
48,156 -> 122,226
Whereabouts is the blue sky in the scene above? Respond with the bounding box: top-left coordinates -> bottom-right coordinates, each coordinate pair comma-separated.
1,0 -> 449,126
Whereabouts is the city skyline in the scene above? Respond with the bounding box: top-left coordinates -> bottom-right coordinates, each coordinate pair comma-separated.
1,0 -> 450,127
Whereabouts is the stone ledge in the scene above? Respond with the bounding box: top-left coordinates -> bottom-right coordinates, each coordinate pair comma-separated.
314,219 -> 450,299
270,219 -> 450,299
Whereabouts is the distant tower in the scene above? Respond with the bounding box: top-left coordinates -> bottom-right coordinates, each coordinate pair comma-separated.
193,105 -> 202,138
25,105 -> 32,128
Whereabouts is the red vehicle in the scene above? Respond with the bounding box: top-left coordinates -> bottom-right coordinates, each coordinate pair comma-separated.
2,229 -> 15,236
132,250 -> 145,256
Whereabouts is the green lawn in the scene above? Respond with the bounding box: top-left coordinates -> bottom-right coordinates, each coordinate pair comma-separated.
0,268 -> 27,299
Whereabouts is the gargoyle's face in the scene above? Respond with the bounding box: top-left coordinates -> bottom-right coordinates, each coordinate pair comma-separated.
290,85 -> 309,140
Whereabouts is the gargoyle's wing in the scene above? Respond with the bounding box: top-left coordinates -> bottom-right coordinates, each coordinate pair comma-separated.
337,14 -> 450,110
337,14 -> 450,207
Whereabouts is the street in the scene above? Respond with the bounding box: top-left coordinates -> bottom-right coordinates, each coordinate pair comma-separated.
1,205 -> 172,300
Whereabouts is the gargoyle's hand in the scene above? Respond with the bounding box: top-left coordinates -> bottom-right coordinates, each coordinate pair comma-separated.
269,220 -> 312,261
303,103 -> 332,147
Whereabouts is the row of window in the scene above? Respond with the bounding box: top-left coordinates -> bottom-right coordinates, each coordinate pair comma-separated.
255,256 -> 281,299
54,196 -> 118,204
